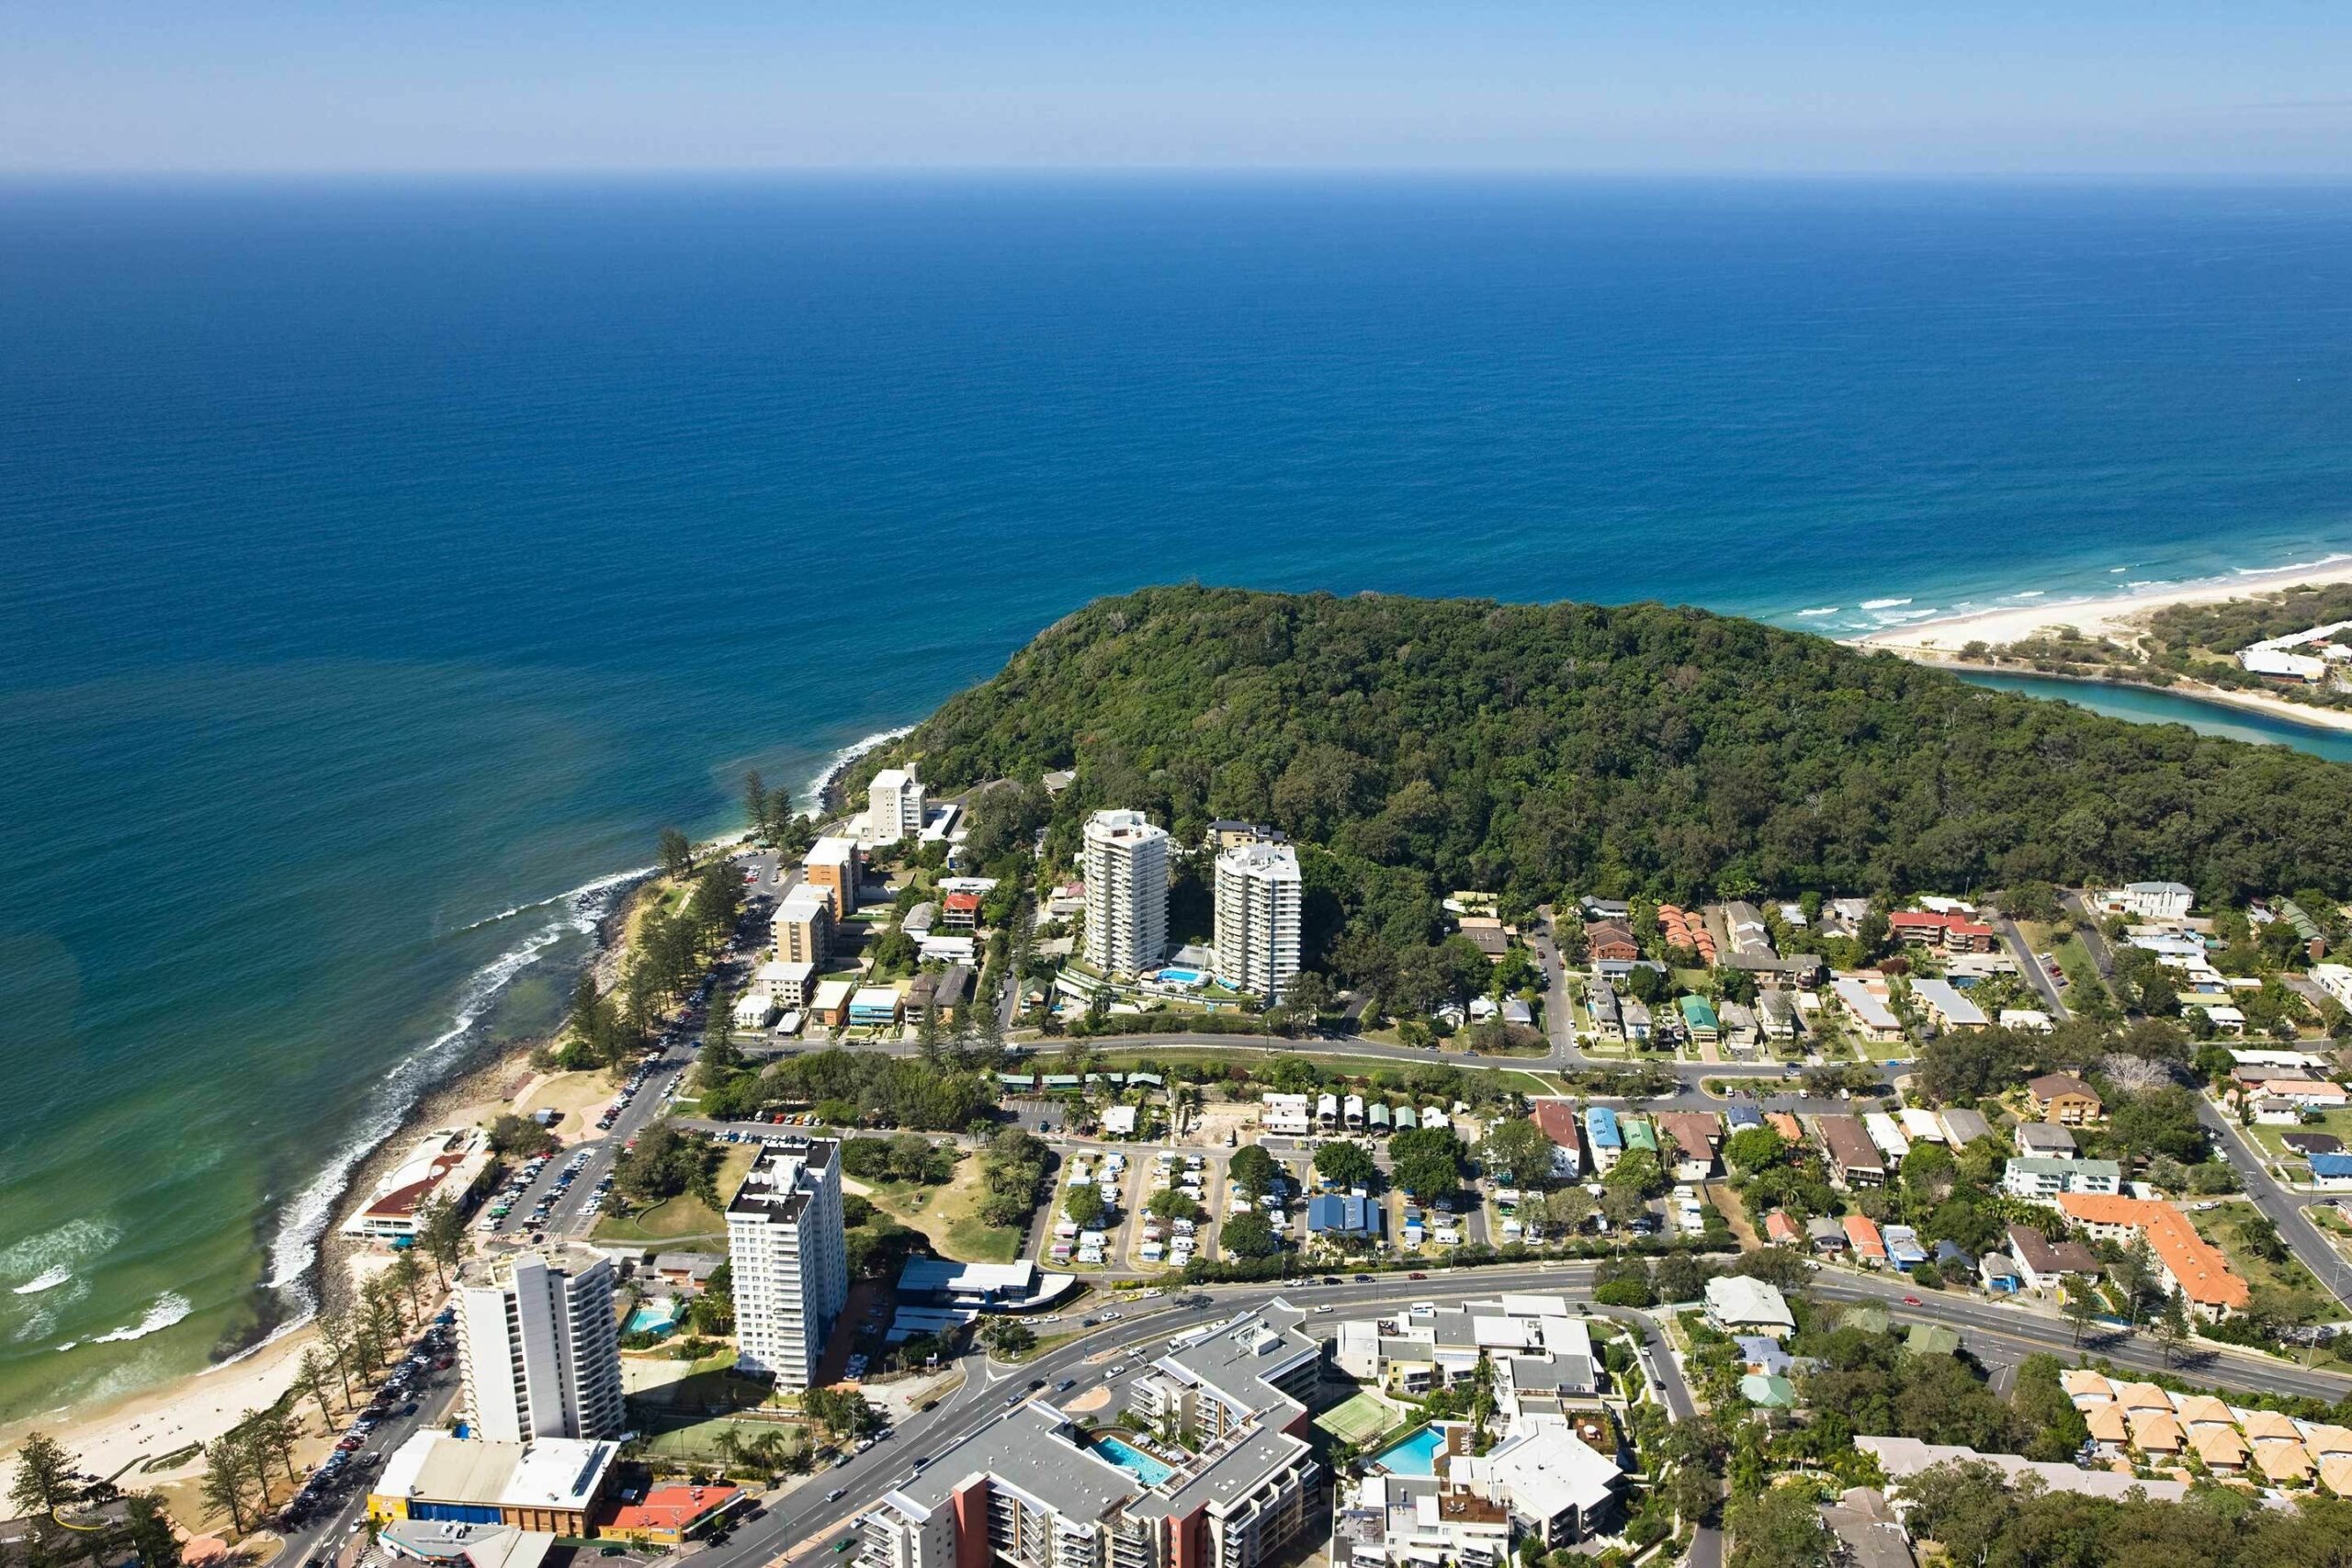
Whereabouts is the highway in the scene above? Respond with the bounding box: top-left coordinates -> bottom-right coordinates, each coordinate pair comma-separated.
678,1246 -> 2351,1568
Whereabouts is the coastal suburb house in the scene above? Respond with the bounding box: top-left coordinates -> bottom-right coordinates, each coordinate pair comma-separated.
2027,1074 -> 2105,1125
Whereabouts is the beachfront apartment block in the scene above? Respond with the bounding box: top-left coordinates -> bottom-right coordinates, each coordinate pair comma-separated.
1215,840 -> 1304,999
803,836 -> 863,922
455,1247 -> 626,1445
1082,809 -> 1170,977
727,1141 -> 848,1390
775,884 -> 835,968
868,765 -> 926,847
860,1311 -> 1321,1568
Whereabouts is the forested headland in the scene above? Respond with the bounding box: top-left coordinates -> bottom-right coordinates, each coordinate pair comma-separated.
860,586 -> 2352,987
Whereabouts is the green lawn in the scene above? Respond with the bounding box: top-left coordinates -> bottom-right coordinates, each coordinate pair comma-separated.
2189,1203 -> 2336,1325
593,1143 -> 760,1247
2245,1109 -> 2352,1163
858,1156 -> 1021,1264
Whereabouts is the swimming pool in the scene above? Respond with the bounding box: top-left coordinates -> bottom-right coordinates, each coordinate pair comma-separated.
1089,1434 -> 1177,1486
626,1300 -> 679,1336
1368,1427 -> 1444,1477
1153,968 -> 1206,987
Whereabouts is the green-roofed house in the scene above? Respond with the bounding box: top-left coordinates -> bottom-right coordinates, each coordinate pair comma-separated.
1838,1305 -> 1891,1337
1905,1325 -> 1961,1359
1623,1117 -> 1658,1156
1679,994 -> 1721,1044
1740,1373 -> 1797,1409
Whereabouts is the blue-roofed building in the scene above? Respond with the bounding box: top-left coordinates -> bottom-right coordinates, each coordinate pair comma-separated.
1883,1224 -> 1929,1271
1585,1106 -> 1623,1174
1306,1194 -> 1383,1237
1725,1105 -> 1765,1131
2311,1152 -> 2352,1190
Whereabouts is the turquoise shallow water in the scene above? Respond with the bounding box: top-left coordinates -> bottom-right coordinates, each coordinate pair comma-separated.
5,176 -> 2352,1422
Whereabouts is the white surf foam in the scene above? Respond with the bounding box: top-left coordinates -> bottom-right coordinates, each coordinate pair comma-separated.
0,1218 -> 121,1299
12,1266 -> 71,1295
260,866 -> 642,1314
1859,597 -> 1912,610
2010,590 -> 2046,600
89,1293 -> 191,1346
1794,607 -> 1839,618
803,725 -> 916,811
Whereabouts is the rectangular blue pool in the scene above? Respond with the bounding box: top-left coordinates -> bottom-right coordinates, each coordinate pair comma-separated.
1089,1434 -> 1177,1486
1369,1427 -> 1443,1476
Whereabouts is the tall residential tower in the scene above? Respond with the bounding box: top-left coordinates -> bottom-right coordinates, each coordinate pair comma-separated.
1081,809 -> 1170,977
455,1247 -> 626,1444
1215,840 -> 1303,999
727,1140 -> 848,1390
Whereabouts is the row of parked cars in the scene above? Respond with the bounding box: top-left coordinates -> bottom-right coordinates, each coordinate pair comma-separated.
286,1313 -> 458,1540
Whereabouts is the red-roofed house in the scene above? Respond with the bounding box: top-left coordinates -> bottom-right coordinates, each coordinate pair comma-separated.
599,1483 -> 743,1545
942,890 -> 983,931
1528,1099 -> 1586,1179
1765,1210 -> 1801,1247
1843,1213 -> 1887,1264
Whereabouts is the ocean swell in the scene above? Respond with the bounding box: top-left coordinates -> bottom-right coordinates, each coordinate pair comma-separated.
258,866 -> 643,1317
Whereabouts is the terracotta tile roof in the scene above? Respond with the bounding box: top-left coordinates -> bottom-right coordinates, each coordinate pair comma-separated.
2321,1455 -> 2352,1497
2113,1381 -> 2174,1414
2085,1405 -> 2130,1445
2054,1194 -> 2251,1312
2255,1439 -> 2313,1482
2060,1369 -> 2113,1404
2190,1427 -> 2248,1469
2302,1424 -> 2352,1459
1842,1213 -> 1885,1258
2172,1394 -> 2235,1429
2241,1410 -> 2301,1443
2130,1412 -> 2185,1453
1766,1112 -> 1805,1143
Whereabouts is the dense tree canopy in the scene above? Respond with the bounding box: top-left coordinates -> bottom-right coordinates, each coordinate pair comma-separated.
866,590 -> 2352,961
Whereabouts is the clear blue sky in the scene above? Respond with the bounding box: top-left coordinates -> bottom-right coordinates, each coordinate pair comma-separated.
6,1 -> 2348,175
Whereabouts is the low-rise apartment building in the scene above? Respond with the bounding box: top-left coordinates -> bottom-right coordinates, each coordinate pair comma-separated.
2001,1157 -> 2122,1201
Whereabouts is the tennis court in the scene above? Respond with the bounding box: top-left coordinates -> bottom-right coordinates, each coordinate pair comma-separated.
1314,1390 -> 1396,1446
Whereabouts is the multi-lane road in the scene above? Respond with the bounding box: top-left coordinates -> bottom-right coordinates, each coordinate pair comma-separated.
692,1250 -> 2349,1568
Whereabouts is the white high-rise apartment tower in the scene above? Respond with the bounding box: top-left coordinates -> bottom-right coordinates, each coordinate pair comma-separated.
1215,840 -> 1303,999
727,1140 -> 848,1390
1082,809 -> 1169,977
455,1247 -> 625,1444
867,766 -> 926,847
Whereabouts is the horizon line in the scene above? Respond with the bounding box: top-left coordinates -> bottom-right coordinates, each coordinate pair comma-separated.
5,165 -> 2352,186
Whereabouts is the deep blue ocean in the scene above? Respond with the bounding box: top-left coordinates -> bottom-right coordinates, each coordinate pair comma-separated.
5,176 -> 2352,1419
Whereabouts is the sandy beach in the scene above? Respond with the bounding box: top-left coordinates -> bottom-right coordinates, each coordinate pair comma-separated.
0,843 -> 741,1514
1851,557 -> 2352,658
1851,558 -> 2352,736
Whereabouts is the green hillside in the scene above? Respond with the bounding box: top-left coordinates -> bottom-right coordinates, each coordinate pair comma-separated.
865,585 -> 2352,967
